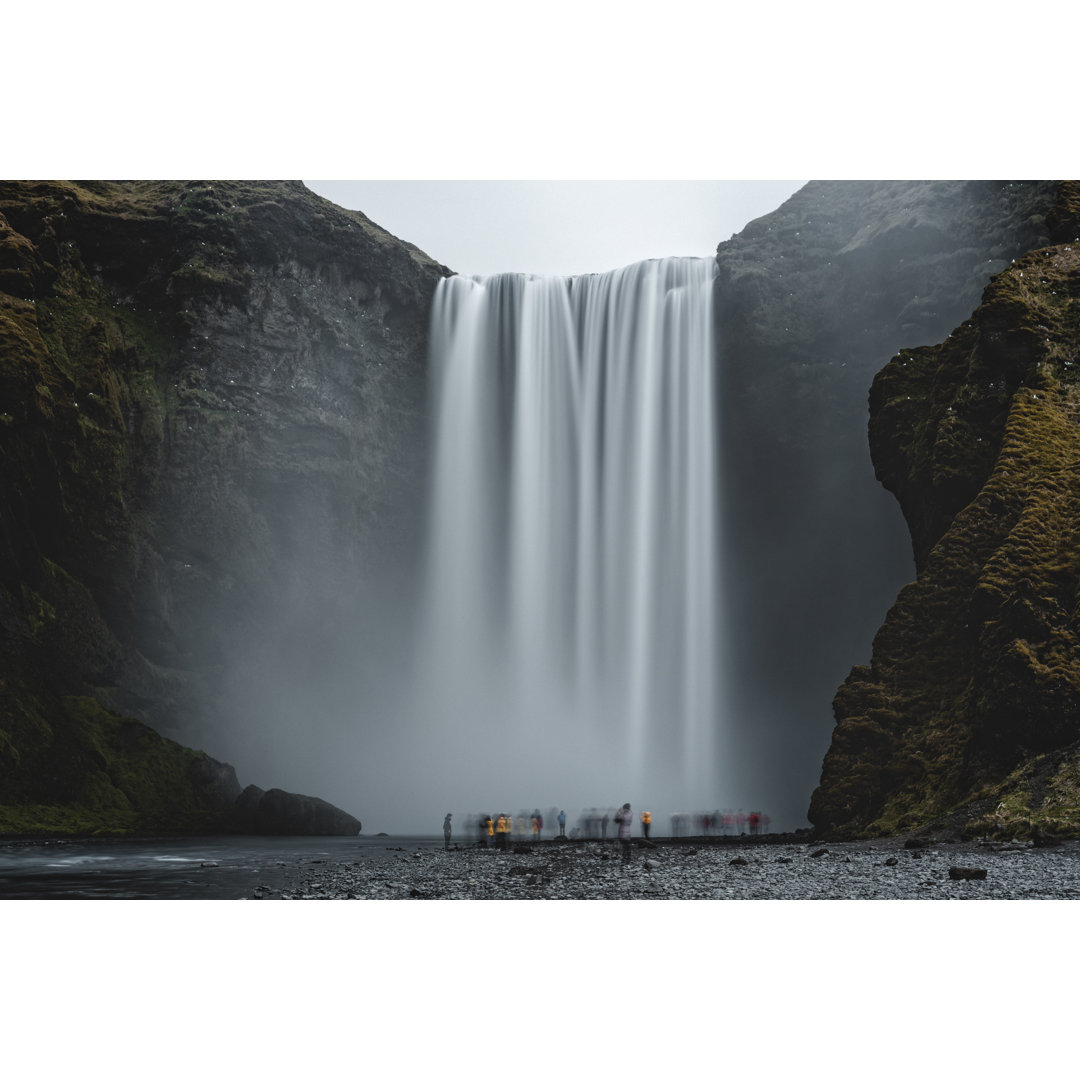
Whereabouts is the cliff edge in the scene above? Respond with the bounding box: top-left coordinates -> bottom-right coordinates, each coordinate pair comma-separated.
0,180 -> 447,835
809,181 -> 1080,840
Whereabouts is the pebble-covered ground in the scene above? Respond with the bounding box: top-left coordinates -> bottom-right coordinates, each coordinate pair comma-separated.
256,836 -> 1080,900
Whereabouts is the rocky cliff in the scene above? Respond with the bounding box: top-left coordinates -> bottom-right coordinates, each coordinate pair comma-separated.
809,181 -> 1080,840
713,181 -> 1059,818
0,180 -> 447,835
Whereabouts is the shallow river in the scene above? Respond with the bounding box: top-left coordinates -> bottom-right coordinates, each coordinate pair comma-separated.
0,835 -> 442,899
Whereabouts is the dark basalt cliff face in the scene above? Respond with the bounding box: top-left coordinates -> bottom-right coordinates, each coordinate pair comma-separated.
714,181 -> 1058,814
0,180 -> 447,836
7,178 -> 1078,840
809,181 -> 1080,840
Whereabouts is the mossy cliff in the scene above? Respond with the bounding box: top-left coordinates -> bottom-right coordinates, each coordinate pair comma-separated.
713,181 -> 1058,813
809,181 -> 1080,840
0,181 -> 446,836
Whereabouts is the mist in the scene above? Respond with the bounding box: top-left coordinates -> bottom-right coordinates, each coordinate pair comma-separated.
155,181 -> 1045,839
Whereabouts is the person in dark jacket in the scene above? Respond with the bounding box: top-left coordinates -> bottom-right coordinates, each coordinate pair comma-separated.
443,813 -> 453,850
614,802 -> 633,863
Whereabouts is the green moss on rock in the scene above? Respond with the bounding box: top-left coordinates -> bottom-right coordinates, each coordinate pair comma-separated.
811,220 -> 1080,839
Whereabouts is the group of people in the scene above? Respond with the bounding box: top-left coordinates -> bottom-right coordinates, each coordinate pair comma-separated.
442,805 -> 771,852
474,811 -> 547,850
668,809 -> 771,837
442,804 -> 648,862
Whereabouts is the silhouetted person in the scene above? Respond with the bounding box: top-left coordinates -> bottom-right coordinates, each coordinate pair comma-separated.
443,813 -> 452,850
601,811 -> 610,841
478,814 -> 490,848
496,813 -> 510,851
614,802 -> 633,863
531,810 -> 543,842
558,809 -> 566,837
640,809 -> 651,840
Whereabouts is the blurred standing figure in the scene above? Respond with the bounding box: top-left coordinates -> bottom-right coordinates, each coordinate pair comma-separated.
640,809 -> 652,840
531,810 -> 543,842
496,813 -> 509,851
443,813 -> 453,850
601,811 -> 610,842
478,814 -> 490,848
558,809 -> 567,837
614,802 -> 633,864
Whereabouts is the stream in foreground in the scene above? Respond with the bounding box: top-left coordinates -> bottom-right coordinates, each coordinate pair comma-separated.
5,833 -> 1080,899
0,835 -> 439,899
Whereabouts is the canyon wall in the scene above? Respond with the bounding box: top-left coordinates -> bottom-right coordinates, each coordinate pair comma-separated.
0,180 -> 446,833
809,182 -> 1080,839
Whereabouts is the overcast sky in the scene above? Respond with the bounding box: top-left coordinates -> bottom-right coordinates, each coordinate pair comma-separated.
304,180 -> 807,277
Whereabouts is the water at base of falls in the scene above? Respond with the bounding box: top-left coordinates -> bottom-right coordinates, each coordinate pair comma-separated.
411,257 -> 726,817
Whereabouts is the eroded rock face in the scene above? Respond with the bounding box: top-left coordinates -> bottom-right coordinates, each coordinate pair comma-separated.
809,182 -> 1080,840
713,181 -> 1058,816
0,180 -> 447,834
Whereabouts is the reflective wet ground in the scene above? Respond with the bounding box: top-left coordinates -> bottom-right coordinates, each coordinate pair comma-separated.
0,835 -> 443,899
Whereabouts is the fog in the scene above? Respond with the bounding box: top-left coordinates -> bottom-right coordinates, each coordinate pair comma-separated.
183,182 -> 819,838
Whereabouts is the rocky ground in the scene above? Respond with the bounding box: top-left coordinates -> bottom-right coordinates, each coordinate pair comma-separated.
252,835 -> 1080,900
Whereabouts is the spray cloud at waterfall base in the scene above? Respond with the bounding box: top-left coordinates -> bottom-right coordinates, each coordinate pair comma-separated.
398,257 -> 753,833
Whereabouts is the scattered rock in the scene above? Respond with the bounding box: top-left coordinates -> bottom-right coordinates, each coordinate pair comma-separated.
810,848 -> 829,858
948,866 -> 988,880
884,857 -> 899,866
904,837 -> 930,850
730,857 -> 749,866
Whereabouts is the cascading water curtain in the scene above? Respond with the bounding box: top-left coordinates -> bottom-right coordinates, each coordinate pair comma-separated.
417,257 -> 723,811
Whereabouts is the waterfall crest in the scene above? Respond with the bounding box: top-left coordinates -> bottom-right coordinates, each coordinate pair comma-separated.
415,257 -> 724,813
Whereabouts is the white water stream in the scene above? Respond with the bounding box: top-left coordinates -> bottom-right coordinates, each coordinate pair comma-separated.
412,258 -> 727,815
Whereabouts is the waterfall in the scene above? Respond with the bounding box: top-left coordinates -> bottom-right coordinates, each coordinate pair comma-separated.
414,257 -> 724,816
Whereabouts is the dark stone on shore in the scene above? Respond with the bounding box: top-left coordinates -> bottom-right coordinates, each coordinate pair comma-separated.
730,857 -> 749,866
904,837 -> 930,849
810,848 -> 829,858
949,866 -> 988,880
230,784 -> 361,836
885,857 -> 899,866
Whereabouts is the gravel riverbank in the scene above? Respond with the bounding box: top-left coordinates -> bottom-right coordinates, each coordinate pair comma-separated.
258,835 -> 1080,900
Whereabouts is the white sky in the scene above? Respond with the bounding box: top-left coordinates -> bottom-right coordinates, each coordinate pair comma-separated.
303,180 -> 807,276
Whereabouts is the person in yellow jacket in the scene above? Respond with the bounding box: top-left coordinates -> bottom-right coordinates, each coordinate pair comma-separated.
640,809 -> 652,840
495,812 -> 510,851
